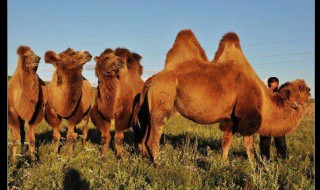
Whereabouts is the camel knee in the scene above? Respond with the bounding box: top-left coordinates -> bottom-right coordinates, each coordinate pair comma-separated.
101,133 -> 111,145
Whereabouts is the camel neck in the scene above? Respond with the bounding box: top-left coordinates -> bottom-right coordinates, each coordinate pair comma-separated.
97,77 -> 118,119
258,92 -> 305,137
19,62 -> 39,94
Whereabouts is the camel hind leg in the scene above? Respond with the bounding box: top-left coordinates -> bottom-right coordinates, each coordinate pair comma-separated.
146,77 -> 176,166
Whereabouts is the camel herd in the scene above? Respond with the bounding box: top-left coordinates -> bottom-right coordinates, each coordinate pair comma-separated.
8,30 -> 311,166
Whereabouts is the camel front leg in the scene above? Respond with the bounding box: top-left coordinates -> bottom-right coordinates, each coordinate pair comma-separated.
66,124 -> 76,156
221,129 -> 234,161
115,130 -> 124,159
81,118 -> 89,147
244,135 -> 255,163
52,126 -> 61,154
100,123 -> 111,157
27,123 -> 36,161
10,124 -> 21,162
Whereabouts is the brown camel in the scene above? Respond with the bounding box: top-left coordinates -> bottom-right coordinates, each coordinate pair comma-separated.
133,30 -> 311,165
8,45 -> 48,161
44,48 -> 93,156
90,48 -> 144,158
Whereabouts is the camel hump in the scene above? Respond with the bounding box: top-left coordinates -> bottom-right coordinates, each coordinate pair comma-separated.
174,29 -> 197,43
81,78 -> 93,112
212,31 -> 248,65
165,29 -> 208,70
221,32 -> 240,47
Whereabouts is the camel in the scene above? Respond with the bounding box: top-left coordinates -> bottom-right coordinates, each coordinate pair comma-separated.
90,48 -> 144,158
44,48 -> 93,156
8,45 -> 48,161
133,30 -> 311,165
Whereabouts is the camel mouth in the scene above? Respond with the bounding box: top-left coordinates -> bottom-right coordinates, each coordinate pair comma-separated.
83,53 -> 92,62
28,62 -> 39,67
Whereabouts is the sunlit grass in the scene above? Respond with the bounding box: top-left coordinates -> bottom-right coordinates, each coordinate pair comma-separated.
8,109 -> 314,189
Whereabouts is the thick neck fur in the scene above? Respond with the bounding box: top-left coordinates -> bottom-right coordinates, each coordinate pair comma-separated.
15,58 -> 39,120
97,76 -> 118,120
50,68 -> 83,118
258,89 -> 306,137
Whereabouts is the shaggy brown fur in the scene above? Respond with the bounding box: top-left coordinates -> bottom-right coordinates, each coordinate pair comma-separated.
115,47 -> 143,76
8,46 -> 48,161
44,48 -> 93,155
133,30 -> 311,165
90,48 -> 144,158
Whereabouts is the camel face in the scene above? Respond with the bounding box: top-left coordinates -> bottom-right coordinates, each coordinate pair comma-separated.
17,46 -> 41,71
279,79 -> 311,107
45,48 -> 92,70
95,49 -> 125,77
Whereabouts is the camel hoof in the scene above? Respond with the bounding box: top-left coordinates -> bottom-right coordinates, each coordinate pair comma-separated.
153,161 -> 161,168
116,155 -> 122,160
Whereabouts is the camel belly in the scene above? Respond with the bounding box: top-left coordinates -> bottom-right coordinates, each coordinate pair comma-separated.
175,82 -> 235,124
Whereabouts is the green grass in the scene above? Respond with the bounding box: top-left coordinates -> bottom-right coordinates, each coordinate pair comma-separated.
8,113 -> 314,189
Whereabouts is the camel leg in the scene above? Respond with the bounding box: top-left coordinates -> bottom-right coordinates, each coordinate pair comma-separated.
27,123 -> 36,161
100,123 -> 111,156
90,104 -> 111,156
115,130 -> 124,159
45,105 -> 62,154
66,124 -> 76,156
146,123 -> 163,166
221,129 -> 234,161
52,125 -> 61,154
81,117 -> 89,147
10,124 -> 21,162
141,125 -> 149,158
244,135 -> 255,163
9,107 -> 23,161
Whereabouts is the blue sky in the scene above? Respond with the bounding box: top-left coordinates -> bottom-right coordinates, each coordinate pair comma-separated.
8,0 -> 315,97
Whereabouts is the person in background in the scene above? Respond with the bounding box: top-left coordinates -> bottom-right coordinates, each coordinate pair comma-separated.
259,77 -> 288,160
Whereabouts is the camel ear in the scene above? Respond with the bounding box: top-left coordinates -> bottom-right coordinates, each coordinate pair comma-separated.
94,56 -> 100,63
17,46 -> 31,56
45,51 -> 60,67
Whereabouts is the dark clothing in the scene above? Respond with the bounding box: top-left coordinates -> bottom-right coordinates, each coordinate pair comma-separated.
259,135 -> 288,160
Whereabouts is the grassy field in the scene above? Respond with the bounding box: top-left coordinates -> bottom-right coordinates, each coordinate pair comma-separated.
8,104 -> 314,190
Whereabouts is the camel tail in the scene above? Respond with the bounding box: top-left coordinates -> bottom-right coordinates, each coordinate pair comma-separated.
131,75 -> 156,144
133,75 -> 155,126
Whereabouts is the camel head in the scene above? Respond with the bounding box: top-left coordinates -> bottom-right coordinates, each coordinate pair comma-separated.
94,48 -> 125,78
115,47 -> 143,76
17,45 -> 41,72
44,48 -> 92,70
278,79 -> 311,109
